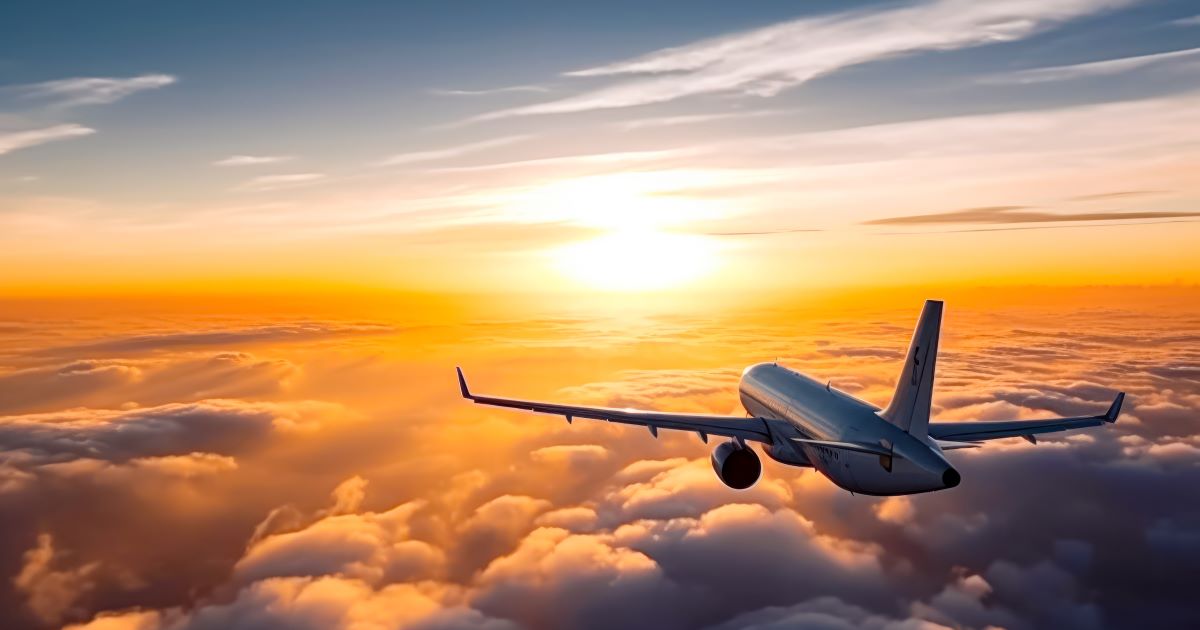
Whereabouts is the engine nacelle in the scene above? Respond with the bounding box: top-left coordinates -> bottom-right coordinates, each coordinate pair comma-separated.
710,440 -> 762,490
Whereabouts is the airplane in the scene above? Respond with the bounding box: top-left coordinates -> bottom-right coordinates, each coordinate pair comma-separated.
456,300 -> 1124,496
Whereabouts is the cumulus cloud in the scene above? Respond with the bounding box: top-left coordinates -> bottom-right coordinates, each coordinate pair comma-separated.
234,501 -> 442,586
66,578 -> 516,630
873,496 -> 916,525
477,0 -> 1132,119
0,397 -> 345,505
7,300 -> 1200,630
14,534 -> 99,625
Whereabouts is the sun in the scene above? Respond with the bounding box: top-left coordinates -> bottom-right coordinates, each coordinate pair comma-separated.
552,229 -> 720,291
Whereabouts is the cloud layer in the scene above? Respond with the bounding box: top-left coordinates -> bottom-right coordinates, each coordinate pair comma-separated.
1,294 -> 1197,628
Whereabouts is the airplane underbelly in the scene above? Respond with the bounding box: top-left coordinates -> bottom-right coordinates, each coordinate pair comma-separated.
845,457 -> 945,496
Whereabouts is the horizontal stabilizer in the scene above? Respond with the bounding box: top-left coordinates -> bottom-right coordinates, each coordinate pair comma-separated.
935,439 -> 982,450
790,438 -> 892,457
929,391 -> 1126,443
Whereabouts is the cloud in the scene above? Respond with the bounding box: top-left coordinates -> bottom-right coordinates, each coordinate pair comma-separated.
981,46 -> 1200,84
873,496 -> 916,525
1170,14 -> 1200,27
13,534 -> 99,625
232,172 -> 326,192
429,85 -> 550,97
0,124 -> 95,156
0,353 -> 301,416
708,596 -> 954,630
371,135 -> 529,167
234,501 -> 442,586
614,109 -> 789,130
212,155 -> 294,167
42,322 -> 391,356
0,399 -> 337,475
530,444 -> 610,467
1067,190 -> 1167,201
476,0 -> 1132,119
11,301 -> 1200,629
16,74 -> 176,107
66,578 -> 516,630
863,205 -> 1200,226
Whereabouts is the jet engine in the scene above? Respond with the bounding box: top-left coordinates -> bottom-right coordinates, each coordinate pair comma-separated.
710,440 -> 761,490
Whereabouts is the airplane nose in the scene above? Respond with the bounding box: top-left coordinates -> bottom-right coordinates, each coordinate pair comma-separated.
942,467 -> 961,488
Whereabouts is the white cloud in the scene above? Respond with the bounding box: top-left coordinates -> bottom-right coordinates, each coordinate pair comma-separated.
476,0 -> 1133,120
234,173 -> 326,192
371,135 -> 529,167
429,85 -> 549,97
0,124 -> 95,156
19,74 -> 177,107
214,155 -> 294,167
614,109 -> 789,130
982,46 -> 1200,84
1171,14 -> 1200,27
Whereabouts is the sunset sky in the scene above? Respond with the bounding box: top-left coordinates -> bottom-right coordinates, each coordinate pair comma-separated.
2,1 -> 1199,629
3,0 -> 1199,295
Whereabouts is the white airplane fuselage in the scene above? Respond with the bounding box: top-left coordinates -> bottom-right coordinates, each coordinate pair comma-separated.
738,362 -> 959,495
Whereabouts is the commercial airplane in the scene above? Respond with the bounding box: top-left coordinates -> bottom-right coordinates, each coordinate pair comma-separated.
457,300 -> 1123,496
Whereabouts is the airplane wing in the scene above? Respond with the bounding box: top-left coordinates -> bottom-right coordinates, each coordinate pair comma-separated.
456,368 -> 772,443
927,392 -> 1124,443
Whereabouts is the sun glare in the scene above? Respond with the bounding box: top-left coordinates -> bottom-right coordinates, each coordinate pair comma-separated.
552,229 -> 720,291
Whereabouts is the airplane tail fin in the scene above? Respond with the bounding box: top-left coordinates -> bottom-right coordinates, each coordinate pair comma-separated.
880,300 -> 943,440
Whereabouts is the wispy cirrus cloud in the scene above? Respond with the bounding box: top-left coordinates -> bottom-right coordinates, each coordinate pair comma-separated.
16,74 -> 176,108
233,172 -> 326,192
213,155 -> 294,167
614,109 -> 790,130
1171,14 -> 1200,27
981,46 -> 1200,84
475,0 -> 1133,120
429,85 -> 549,97
1068,190 -> 1167,202
371,135 -> 529,167
864,205 -> 1200,226
0,125 -> 94,156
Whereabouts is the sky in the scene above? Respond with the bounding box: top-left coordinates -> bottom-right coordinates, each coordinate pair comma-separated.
2,0 -> 1199,295
2,2 -> 1200,630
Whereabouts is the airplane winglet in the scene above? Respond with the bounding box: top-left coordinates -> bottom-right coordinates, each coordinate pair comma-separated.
1104,392 -> 1125,423
456,367 -> 473,400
